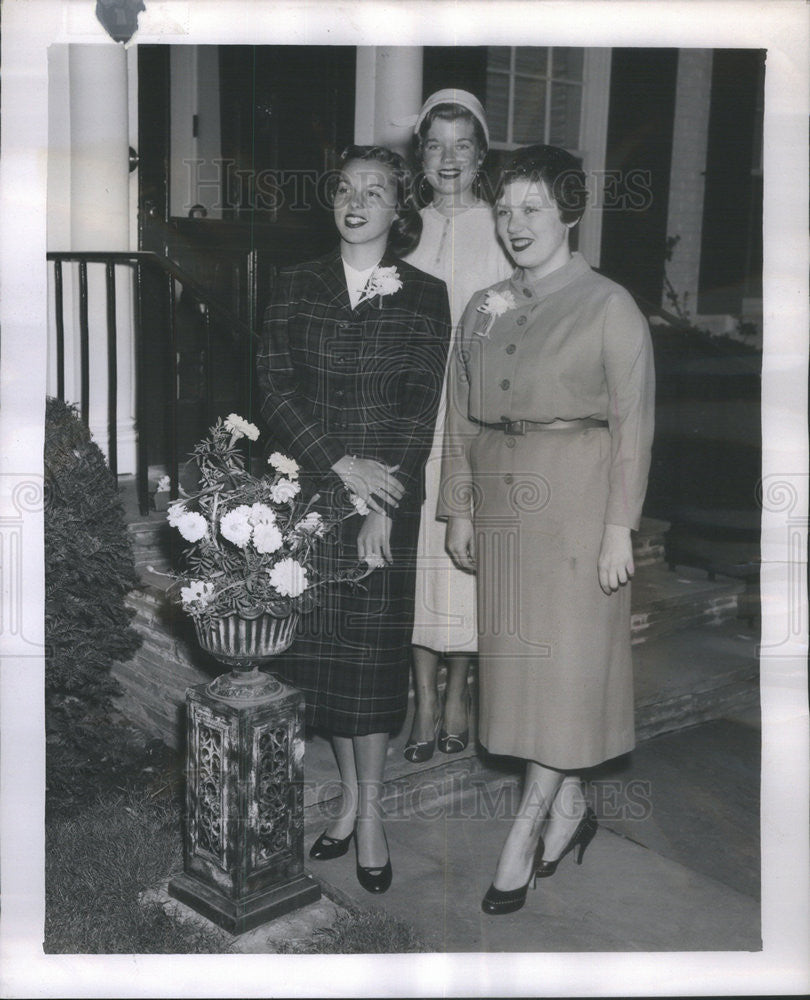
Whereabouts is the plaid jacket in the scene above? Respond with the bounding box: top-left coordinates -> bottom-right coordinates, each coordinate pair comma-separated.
256,248 -> 451,515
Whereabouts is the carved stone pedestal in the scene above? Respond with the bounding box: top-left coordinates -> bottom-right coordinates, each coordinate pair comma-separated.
168,670 -> 320,935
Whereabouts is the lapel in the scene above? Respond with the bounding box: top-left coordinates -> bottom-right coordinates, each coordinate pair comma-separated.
316,247 -> 352,314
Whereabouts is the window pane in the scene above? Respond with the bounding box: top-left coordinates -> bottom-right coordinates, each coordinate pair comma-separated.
513,77 -> 546,145
487,46 -> 511,71
515,47 -> 548,78
548,82 -> 581,149
551,48 -> 584,81
485,71 -> 510,143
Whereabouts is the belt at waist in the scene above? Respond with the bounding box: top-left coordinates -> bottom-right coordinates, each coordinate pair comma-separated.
477,417 -> 608,435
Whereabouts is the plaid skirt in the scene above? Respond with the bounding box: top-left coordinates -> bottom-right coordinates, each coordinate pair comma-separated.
273,485 -> 420,736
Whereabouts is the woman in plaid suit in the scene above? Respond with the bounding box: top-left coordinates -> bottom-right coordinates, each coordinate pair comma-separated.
256,146 -> 451,893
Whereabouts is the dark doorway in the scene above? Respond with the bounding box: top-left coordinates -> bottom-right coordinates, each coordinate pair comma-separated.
136,45 -> 356,465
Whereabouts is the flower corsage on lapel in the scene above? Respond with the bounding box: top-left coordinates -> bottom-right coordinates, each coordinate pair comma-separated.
474,287 -> 517,337
357,265 -> 403,307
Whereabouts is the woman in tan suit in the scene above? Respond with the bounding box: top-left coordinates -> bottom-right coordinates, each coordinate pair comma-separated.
439,144 -> 655,915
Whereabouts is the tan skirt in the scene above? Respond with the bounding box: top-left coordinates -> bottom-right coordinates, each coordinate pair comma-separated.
471,424 -> 635,770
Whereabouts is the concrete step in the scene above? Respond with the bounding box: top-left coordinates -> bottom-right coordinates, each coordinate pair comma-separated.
631,563 -> 744,643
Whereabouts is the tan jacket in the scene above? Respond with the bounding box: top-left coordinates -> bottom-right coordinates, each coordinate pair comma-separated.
437,253 -> 655,530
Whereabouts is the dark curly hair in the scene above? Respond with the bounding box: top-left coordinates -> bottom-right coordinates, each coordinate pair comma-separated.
496,144 -> 588,225
337,145 -> 422,257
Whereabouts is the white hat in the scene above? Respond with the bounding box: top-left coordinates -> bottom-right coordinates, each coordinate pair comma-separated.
396,89 -> 490,146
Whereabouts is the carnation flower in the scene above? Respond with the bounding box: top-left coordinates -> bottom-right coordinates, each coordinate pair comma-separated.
253,521 -> 283,554
268,557 -> 308,598
295,511 -> 325,536
268,452 -> 300,480
180,580 -> 215,608
248,502 -> 276,525
477,288 -> 517,317
166,502 -> 187,526
224,413 -> 260,441
220,505 -> 253,547
174,511 -> 207,542
358,265 -> 402,304
269,478 -> 301,504
349,493 -> 370,516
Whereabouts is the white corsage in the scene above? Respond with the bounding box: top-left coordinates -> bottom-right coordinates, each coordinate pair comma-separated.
357,266 -> 402,306
475,288 -> 517,337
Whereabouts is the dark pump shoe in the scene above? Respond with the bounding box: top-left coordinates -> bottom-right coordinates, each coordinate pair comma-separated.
356,830 -> 392,893
309,829 -> 354,861
535,807 -> 598,878
482,837 -> 545,915
356,856 -> 393,894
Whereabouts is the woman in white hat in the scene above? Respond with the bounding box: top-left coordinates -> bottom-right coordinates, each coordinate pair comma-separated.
403,90 -> 511,764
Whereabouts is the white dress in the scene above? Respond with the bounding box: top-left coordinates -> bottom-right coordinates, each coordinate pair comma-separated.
404,201 -> 511,652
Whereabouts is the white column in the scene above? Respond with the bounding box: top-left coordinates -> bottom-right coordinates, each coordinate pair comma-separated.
57,44 -> 137,473
354,47 -> 422,157
664,49 -> 714,318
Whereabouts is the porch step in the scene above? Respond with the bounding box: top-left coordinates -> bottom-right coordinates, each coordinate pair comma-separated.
633,516 -> 670,568
631,564 -> 744,644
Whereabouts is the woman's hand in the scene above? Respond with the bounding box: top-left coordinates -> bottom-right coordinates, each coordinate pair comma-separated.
357,510 -> 393,565
332,455 -> 405,516
597,523 -> 634,595
446,517 -> 476,572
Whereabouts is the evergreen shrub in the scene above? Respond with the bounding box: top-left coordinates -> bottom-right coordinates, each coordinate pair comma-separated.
44,397 -> 142,804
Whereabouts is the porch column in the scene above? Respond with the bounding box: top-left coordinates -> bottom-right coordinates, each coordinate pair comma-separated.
664,50 -> 713,319
57,44 -> 136,473
354,47 -> 423,157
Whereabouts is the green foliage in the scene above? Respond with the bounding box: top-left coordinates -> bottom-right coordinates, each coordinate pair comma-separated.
44,397 -> 142,798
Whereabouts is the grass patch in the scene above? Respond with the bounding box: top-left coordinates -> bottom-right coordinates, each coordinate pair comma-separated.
45,787 -> 231,954
277,908 -> 429,954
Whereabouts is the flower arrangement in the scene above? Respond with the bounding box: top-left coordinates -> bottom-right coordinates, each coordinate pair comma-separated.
165,414 -> 370,627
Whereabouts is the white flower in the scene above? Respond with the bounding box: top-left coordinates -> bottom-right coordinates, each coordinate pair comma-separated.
362,552 -> 386,570
268,557 -> 308,598
248,502 -> 276,526
269,478 -> 301,504
477,288 -> 517,317
224,413 -> 260,441
155,475 -> 171,493
175,511 -> 207,543
180,579 -> 215,608
295,511 -> 325,536
220,505 -> 253,547
268,452 -> 300,480
357,265 -> 402,305
253,520 -> 283,554
349,494 -> 370,516
166,502 -> 187,526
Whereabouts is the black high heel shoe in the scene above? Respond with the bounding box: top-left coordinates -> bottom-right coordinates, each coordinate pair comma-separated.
535,807 -> 598,879
356,830 -> 392,894
481,838 -> 544,915
437,691 -> 471,755
309,828 -> 354,861
403,711 -> 441,764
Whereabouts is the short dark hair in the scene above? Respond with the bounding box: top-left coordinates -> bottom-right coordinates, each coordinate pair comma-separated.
338,144 -> 422,257
496,144 -> 588,225
415,102 -> 488,157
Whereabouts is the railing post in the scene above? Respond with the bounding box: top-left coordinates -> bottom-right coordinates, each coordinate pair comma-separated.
168,272 -> 179,500
78,261 -> 90,425
135,261 -> 149,516
54,260 -> 66,402
105,261 -> 118,478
